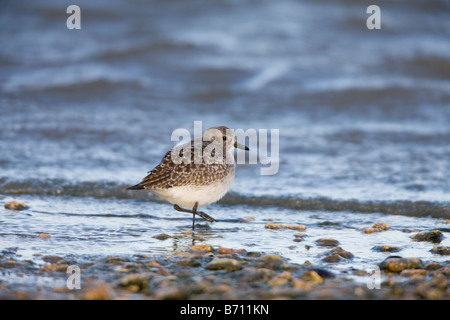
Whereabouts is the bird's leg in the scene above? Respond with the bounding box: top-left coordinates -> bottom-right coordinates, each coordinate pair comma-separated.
173,203 -> 217,227
192,202 -> 197,230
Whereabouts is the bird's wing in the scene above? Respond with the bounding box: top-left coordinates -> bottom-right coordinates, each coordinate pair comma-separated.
129,141 -> 231,189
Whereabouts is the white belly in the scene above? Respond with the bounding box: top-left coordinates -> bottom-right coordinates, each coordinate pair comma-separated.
150,172 -> 235,209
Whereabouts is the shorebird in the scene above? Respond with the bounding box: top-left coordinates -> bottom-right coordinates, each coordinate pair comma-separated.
128,126 -> 249,229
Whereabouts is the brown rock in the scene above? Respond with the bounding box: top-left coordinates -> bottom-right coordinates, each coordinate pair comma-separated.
322,254 -> 341,263
372,245 -> 402,252
4,202 -> 29,211
268,272 -> 292,287
411,230 -> 444,243
152,233 -> 171,240
373,222 -> 389,231
82,282 -> 114,300
379,257 -> 423,273
38,233 -> 51,239
118,273 -> 150,292
424,262 -> 443,271
315,238 -> 340,247
430,246 -> 450,255
300,270 -> 323,284
265,224 -> 306,231
206,259 -> 242,272
190,244 -> 214,253
217,247 -> 246,255
258,254 -> 285,269
331,246 -> 354,259
237,267 -> 274,283
363,222 -> 389,233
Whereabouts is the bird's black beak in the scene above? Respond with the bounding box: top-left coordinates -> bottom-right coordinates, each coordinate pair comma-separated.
234,139 -> 249,150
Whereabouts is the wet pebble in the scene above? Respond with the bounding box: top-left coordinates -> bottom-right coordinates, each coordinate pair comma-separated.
237,267 -> 274,283
379,256 -> 423,273
118,273 -> 150,292
322,254 -> 341,263
315,238 -> 340,247
411,230 -> 444,243
293,233 -> 306,242
217,247 -> 246,255
189,244 -> 214,253
205,259 -> 242,272
257,254 -> 285,270
430,246 -> 450,256
42,255 -> 64,263
4,201 -> 29,211
363,222 -> 389,233
372,245 -> 402,252
152,233 -> 171,240
265,224 -> 306,231
82,281 -> 115,300
300,270 -> 323,284
177,258 -> 201,268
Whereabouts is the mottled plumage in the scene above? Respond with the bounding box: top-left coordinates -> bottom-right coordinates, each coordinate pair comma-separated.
128,126 -> 249,228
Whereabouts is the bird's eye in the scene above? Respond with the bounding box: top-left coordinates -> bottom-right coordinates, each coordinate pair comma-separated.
223,136 -> 227,141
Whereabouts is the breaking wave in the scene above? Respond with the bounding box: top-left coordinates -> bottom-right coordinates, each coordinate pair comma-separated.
1,178 -> 448,219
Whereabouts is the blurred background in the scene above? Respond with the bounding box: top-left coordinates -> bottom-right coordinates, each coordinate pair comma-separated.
0,0 -> 449,262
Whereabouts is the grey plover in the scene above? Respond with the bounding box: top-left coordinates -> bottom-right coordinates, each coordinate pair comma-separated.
128,126 -> 249,229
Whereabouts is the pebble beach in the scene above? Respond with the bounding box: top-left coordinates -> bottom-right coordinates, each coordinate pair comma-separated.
1,0 -> 450,301
1,205 -> 449,300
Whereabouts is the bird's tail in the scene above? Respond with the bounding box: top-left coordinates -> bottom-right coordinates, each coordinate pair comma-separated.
127,184 -> 145,190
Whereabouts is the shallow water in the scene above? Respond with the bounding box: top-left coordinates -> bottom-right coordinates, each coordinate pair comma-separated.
1,0 -> 450,281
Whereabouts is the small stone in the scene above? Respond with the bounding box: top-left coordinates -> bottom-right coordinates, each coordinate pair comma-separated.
268,272 -> 292,287
118,273 -> 150,292
293,233 -> 306,242
106,257 -> 124,263
155,287 -> 187,300
258,254 -> 285,269
148,260 -> 160,267
379,256 -> 423,273
363,222 -> 389,233
322,254 -> 341,263
411,230 -> 444,243
4,202 -> 29,211
237,267 -> 274,283
42,255 -> 64,263
206,259 -> 242,272
217,247 -> 246,255
82,282 -> 114,300
152,233 -> 171,240
424,262 -> 443,271
267,277 -> 288,287
39,264 -> 58,273
400,269 -> 427,277
315,238 -> 340,247
265,224 -> 306,231
430,246 -> 450,256
177,258 -> 201,268
293,280 -> 315,290
409,274 -> 426,284
2,260 -> 26,268
372,245 -> 402,252
38,233 -> 51,239
190,244 -> 214,253
300,270 -> 323,284
315,267 -> 335,279
431,274 -> 448,290
330,246 -> 354,259
373,222 -> 389,231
